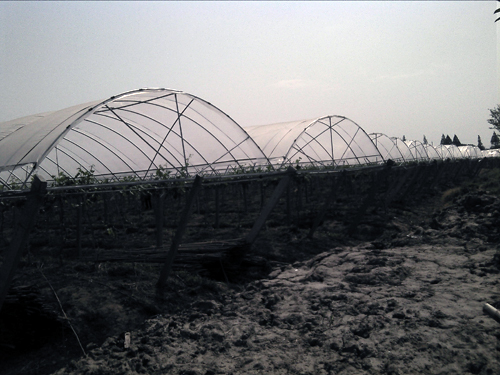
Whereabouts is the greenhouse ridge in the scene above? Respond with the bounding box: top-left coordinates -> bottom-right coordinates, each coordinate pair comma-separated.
0,88 -> 487,190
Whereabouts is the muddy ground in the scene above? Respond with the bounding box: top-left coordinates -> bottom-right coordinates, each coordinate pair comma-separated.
1,168 -> 499,375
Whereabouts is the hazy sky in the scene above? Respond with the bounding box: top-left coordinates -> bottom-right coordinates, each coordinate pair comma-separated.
0,1 -> 498,147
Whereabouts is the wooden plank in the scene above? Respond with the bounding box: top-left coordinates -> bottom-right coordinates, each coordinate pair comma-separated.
0,175 -> 47,313
156,175 -> 203,291
244,167 -> 295,246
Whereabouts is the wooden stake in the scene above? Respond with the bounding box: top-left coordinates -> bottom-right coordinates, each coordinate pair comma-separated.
76,194 -> 83,258
308,175 -> 338,239
215,185 -> 220,229
153,191 -> 166,248
244,167 -> 295,246
0,175 -> 47,313
156,176 -> 202,291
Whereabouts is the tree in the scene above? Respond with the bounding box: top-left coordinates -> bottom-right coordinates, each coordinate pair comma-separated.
488,105 -> 500,131
440,134 -> 446,145
491,131 -> 500,149
444,135 -> 453,145
423,135 -> 428,144
452,135 -> 461,146
478,135 -> 485,150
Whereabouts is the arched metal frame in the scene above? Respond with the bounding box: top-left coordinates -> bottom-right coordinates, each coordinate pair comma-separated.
244,116 -> 383,170
390,138 -> 415,162
0,88 -> 490,190
423,144 -> 441,160
405,140 -> 429,161
0,88 -> 270,189
369,133 -> 407,163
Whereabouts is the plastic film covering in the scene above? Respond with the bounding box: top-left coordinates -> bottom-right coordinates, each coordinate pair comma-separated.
423,144 -> 440,160
244,116 -> 383,169
391,138 -> 414,162
483,149 -> 500,158
405,140 -> 428,161
369,133 -> 406,163
434,144 -> 454,160
458,145 -> 482,159
0,88 -> 268,189
444,145 -> 464,159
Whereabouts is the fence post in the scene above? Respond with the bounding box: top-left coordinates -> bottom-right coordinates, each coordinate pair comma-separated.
153,191 -> 166,248
244,167 -> 296,246
347,171 -> 379,236
76,194 -> 83,258
308,174 -> 339,239
156,176 -> 202,291
0,175 -> 47,313
215,185 -> 220,229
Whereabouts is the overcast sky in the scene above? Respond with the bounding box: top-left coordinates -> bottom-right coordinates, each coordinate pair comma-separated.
0,1 -> 498,147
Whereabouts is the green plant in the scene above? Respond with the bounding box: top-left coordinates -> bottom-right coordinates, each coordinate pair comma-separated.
52,171 -> 74,186
155,165 -> 171,180
75,166 -> 97,185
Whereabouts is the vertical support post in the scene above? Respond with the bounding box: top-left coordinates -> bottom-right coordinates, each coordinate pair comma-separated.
153,191 -> 166,249
0,175 -> 47,313
103,193 -> 109,225
244,168 -> 296,246
348,171 -> 379,236
286,179 -> 292,226
242,182 -> 248,215
308,175 -> 339,239
76,194 -> 83,258
156,176 -> 202,291
215,185 -> 220,229
260,181 -> 265,209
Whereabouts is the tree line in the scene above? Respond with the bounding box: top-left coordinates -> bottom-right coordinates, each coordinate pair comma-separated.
406,105 -> 500,151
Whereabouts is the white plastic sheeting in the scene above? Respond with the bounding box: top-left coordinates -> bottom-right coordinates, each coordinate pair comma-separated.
434,144 -> 455,159
244,116 -> 383,169
369,133 -> 406,163
423,144 -> 441,160
0,88 -> 269,188
458,145 -> 482,159
405,140 -> 428,161
444,145 -> 464,159
0,87 -> 489,190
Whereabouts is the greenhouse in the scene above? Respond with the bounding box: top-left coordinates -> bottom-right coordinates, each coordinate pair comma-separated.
458,145 -> 482,159
0,87 -> 490,192
0,88 -> 269,189
243,116 -> 383,169
423,144 -> 441,160
369,133 -> 407,163
405,140 -> 428,161
390,138 -> 415,162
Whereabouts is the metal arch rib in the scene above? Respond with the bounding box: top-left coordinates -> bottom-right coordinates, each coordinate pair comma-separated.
51,142 -> 120,180
90,112 -> 186,173
113,102 -> 256,174
84,116 -> 162,166
160,101 -> 263,163
104,105 -> 215,175
66,130 -> 142,180
285,126 -> 333,166
105,92 -> 270,168
146,97 -> 195,176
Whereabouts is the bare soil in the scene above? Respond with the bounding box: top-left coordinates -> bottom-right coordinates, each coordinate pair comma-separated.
1,168 -> 499,375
